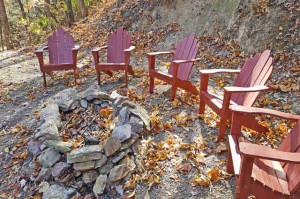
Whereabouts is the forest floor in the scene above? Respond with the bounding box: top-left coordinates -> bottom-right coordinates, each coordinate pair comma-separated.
0,1 -> 299,198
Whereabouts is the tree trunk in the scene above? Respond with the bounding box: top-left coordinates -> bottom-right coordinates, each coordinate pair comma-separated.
0,0 -> 12,50
17,0 -> 26,19
0,21 -> 4,51
78,0 -> 88,18
65,0 -> 74,26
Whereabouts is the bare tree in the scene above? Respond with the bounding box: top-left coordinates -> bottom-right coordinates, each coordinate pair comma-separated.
65,0 -> 74,26
0,0 -> 13,50
17,0 -> 26,19
78,0 -> 88,18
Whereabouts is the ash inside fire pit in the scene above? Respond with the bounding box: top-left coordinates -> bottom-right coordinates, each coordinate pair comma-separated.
32,86 -> 150,198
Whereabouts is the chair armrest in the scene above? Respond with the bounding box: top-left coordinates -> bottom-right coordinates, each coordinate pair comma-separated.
35,46 -> 48,53
72,45 -> 80,51
147,51 -> 174,56
230,105 -> 300,121
223,85 -> 272,93
91,46 -> 108,52
124,46 -> 135,52
200,69 -> 241,75
173,58 -> 201,64
240,142 -> 300,163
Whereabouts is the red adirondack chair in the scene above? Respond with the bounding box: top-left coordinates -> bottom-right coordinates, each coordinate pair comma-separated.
199,50 -> 273,141
227,105 -> 300,199
91,28 -> 135,85
148,34 -> 200,100
35,27 -> 79,87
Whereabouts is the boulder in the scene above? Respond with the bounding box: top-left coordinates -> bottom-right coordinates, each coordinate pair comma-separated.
93,175 -> 107,195
111,124 -> 132,142
42,184 -> 76,199
40,104 -> 62,128
51,88 -> 79,112
67,145 -> 103,164
37,148 -> 61,168
108,164 -> 129,182
44,140 -> 72,153
40,121 -> 61,141
83,170 -> 98,184
104,137 -> 121,156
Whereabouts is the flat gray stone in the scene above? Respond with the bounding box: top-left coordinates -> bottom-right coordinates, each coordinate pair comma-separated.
117,107 -> 130,126
52,162 -> 71,177
108,164 -> 129,182
104,137 -> 121,157
35,167 -> 52,182
51,88 -> 79,112
111,124 -> 132,142
83,170 -> 98,184
111,149 -> 130,164
129,116 -> 144,133
28,141 -> 42,156
40,121 -> 61,141
40,104 -> 62,128
67,145 -> 103,163
73,161 -> 95,171
44,140 -> 72,153
80,99 -> 88,108
120,132 -> 140,150
80,87 -> 111,101
37,148 -> 61,168
98,160 -> 113,175
42,184 -> 76,199
95,155 -> 107,169
93,175 -> 107,196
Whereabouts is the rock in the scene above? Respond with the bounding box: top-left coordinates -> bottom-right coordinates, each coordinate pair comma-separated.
73,161 -> 95,171
111,124 -> 132,142
51,88 -> 79,112
108,164 -> 129,182
123,102 -> 150,130
129,116 -> 144,133
80,87 -> 111,101
44,140 -> 72,153
93,175 -> 107,196
117,107 -> 130,126
104,137 -> 121,156
28,141 -> 42,156
52,162 -> 71,177
67,145 -> 103,163
35,167 -> 52,182
80,99 -> 88,108
113,96 -> 128,108
84,137 -> 99,145
74,170 -> 81,177
93,99 -> 102,105
98,160 -> 113,175
120,132 -> 140,150
38,181 -> 50,193
40,104 -> 62,128
42,184 -> 76,199
95,155 -> 107,169
72,180 -> 84,189
40,121 -> 61,141
111,149 -> 130,164
37,148 -> 61,168
83,170 -> 98,183
55,173 -> 74,186
110,91 -> 122,100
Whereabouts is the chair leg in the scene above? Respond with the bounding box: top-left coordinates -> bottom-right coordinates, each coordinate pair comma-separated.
226,148 -> 234,174
125,70 -> 128,84
217,118 -> 228,141
97,71 -> 101,85
43,72 -> 47,87
199,95 -> 206,114
74,69 -> 77,85
149,77 -> 154,94
170,86 -> 177,101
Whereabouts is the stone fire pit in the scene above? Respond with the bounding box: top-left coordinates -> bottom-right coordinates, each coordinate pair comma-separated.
30,86 -> 150,198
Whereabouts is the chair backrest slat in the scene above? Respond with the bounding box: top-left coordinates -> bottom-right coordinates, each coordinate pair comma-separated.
231,50 -> 273,106
278,121 -> 300,193
48,27 -> 74,64
107,28 -> 131,63
168,34 -> 199,81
